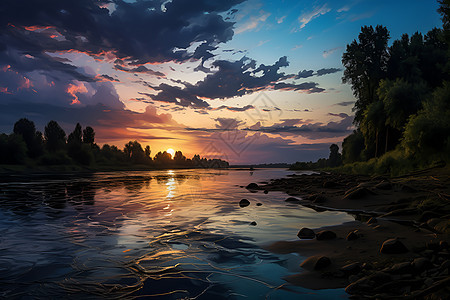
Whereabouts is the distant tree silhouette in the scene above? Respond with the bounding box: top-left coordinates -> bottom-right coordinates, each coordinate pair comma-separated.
44,120 -> 66,152
154,151 -> 172,166
328,144 -> 342,167
13,118 -> 43,158
173,151 -> 187,165
144,145 -> 151,159
68,123 -> 82,145
124,140 -> 147,164
342,130 -> 365,164
83,126 -> 95,145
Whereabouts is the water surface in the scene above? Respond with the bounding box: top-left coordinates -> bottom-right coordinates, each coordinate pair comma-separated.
0,169 -> 352,299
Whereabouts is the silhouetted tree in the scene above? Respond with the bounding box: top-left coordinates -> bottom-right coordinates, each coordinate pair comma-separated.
173,150 -> 186,165
68,123 -> 82,145
154,151 -> 172,166
144,145 -> 151,158
328,144 -> 342,167
342,25 -> 390,124
44,120 -> 66,152
342,130 -> 365,164
13,118 -> 43,158
124,140 -> 147,164
83,126 -> 95,145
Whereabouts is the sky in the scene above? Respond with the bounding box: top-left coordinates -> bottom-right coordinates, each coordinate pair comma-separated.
0,0 -> 443,164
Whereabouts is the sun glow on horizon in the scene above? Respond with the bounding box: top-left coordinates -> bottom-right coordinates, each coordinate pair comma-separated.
167,148 -> 175,158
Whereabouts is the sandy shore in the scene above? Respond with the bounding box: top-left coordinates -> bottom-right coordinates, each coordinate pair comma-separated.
255,166 -> 450,298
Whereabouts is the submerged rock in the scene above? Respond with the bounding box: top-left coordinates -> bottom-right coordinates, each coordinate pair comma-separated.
297,227 -> 315,239
246,183 -> 259,189
285,197 -> 301,203
380,238 -> 408,254
239,199 -> 250,207
250,221 -> 257,226
316,230 -> 337,240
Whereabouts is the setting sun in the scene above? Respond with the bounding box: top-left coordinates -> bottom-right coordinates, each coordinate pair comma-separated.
167,148 -> 175,158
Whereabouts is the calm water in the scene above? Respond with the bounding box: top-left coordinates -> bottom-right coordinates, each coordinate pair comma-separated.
0,169 -> 352,299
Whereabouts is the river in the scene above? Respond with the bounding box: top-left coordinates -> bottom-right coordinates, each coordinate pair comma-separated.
0,168 -> 353,299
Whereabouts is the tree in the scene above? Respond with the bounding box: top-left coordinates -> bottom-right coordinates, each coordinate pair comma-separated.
13,118 -> 43,158
83,126 -> 95,145
124,140 -> 147,164
328,144 -> 342,167
68,123 -> 82,145
144,145 -> 151,158
342,130 -> 365,164
154,151 -> 172,166
173,150 -> 186,165
342,25 -> 390,124
44,120 -> 66,152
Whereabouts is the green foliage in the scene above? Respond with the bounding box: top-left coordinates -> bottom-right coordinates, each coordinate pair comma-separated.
342,130 -> 365,164
402,82 -> 450,162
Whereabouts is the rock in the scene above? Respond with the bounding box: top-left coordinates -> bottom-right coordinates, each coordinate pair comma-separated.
440,260 -> 450,270
316,230 -> 337,240
285,197 -> 300,203
412,257 -> 433,271
297,227 -> 315,239
367,217 -> 378,225
340,262 -> 361,275
389,262 -> 412,274
323,181 -> 339,188
250,221 -> 257,226
419,211 -> 440,222
346,230 -> 360,241
426,241 -> 440,251
348,275 -> 359,283
300,255 -> 331,270
246,183 -> 259,190
440,240 -> 449,250
344,187 -> 369,200
380,238 -> 408,254
256,203 -> 262,206
313,195 -> 327,203
263,190 -> 268,194
424,278 -> 433,287
375,181 -> 392,190
239,199 -> 250,207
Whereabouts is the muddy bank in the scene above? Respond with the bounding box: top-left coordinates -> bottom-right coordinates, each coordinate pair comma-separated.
255,166 -> 450,298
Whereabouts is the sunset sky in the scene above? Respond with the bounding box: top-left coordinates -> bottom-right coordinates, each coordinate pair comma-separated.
0,0 -> 442,164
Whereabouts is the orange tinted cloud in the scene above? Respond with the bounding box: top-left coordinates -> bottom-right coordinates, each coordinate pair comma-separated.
67,81 -> 88,105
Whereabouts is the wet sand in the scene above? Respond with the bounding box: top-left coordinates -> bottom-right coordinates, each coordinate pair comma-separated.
257,166 -> 450,298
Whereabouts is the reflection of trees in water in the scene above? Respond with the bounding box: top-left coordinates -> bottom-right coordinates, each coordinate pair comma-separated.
0,177 -> 97,215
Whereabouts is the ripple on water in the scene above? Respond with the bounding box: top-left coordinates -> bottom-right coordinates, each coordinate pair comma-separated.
0,169 -> 351,299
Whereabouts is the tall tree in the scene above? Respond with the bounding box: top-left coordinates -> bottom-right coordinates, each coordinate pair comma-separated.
44,120 -> 66,152
342,25 -> 390,124
13,118 -> 43,158
82,126 -> 95,145
68,123 -> 83,145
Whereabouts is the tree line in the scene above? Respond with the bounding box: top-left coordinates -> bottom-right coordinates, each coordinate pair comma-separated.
0,118 -> 229,169
340,0 -> 450,168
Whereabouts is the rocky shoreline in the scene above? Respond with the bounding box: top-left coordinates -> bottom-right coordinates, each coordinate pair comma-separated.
250,166 -> 450,298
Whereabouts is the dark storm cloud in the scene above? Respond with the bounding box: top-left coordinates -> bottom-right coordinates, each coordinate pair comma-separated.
295,69 -> 314,79
316,68 -> 341,76
0,0 -> 244,65
114,64 -> 165,77
273,82 -> 325,93
150,56 -> 326,107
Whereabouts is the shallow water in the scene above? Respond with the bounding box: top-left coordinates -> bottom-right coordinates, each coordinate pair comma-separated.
0,169 -> 353,299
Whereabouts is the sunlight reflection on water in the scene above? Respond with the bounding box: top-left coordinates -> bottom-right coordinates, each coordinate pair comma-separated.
0,169 -> 352,299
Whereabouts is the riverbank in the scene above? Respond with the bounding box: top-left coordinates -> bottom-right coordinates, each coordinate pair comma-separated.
257,165 -> 450,298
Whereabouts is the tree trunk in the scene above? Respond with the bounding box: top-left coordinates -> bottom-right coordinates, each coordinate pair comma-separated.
375,129 -> 379,158
385,126 -> 389,154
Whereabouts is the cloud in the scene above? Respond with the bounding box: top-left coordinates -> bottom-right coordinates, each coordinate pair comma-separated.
114,65 -> 165,77
337,6 -> 351,13
298,4 -> 331,30
214,105 -> 255,112
277,16 -> 287,24
295,69 -> 314,79
235,12 -> 271,34
335,101 -> 355,107
243,114 -> 354,139
323,47 -> 343,58
316,68 -> 341,76
273,82 -> 325,93
149,56 -> 326,108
